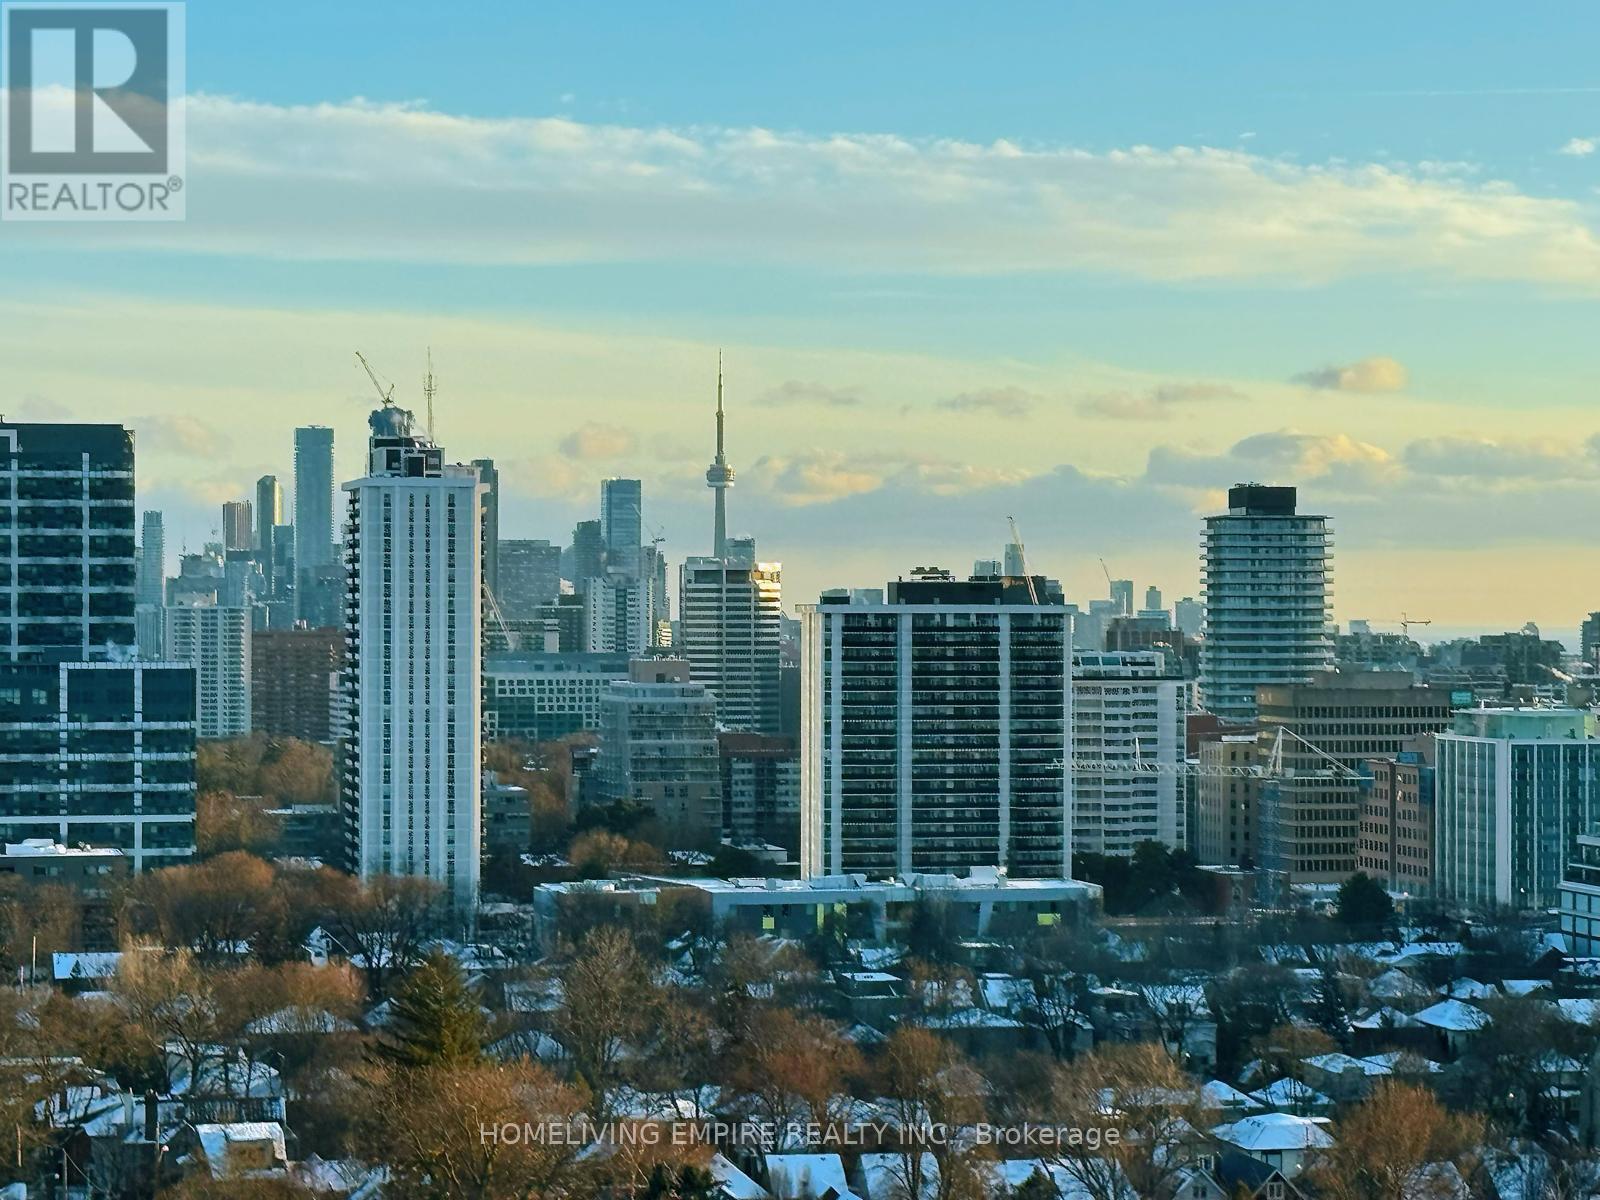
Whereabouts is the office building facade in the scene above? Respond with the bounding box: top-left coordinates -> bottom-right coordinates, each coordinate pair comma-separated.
293,424 -> 335,622
254,475 -> 283,552
497,539 -> 562,619
1200,484 -> 1333,724
472,459 -> 500,599
483,650 -> 631,743
0,423 -> 196,871
1358,741 -> 1436,895
679,556 -> 782,733
800,572 -> 1072,879
1256,671 -> 1452,884
600,477 -> 643,582
1434,708 -> 1600,911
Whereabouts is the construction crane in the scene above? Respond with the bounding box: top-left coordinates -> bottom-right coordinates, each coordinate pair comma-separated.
1099,557 -> 1113,589
1360,613 -> 1433,638
1064,725 -> 1365,782
355,351 -> 395,407
1006,516 -> 1040,604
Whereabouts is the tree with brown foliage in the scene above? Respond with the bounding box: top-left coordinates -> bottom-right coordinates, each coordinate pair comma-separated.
877,1026 -> 990,1200
1043,1042 -> 1205,1200
1309,1081 -> 1482,1200
360,1059 -> 590,1200
723,1007 -> 863,1137
195,789 -> 282,857
121,852 -> 286,964
0,875 -> 81,973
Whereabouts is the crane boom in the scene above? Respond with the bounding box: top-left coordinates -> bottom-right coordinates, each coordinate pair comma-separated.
355,351 -> 395,407
1006,516 -> 1040,604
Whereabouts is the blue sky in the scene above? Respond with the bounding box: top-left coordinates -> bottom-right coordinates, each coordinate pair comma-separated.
7,1 -> 1600,630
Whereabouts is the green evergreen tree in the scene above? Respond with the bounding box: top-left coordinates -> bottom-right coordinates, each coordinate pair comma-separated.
376,951 -> 488,1068
1334,871 -> 1395,933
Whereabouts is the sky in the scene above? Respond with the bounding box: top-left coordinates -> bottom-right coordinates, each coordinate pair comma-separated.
7,1 -> 1600,636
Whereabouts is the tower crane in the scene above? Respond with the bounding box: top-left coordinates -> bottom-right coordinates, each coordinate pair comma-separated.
1064,725 -> 1364,781
355,351 -> 395,406
1006,516 -> 1040,604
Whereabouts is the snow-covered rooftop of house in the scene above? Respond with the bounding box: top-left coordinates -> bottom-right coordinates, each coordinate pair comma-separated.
1443,978 -> 1495,1000
1251,1078 -> 1331,1109
1215,1112 -> 1335,1152
1413,998 -> 1491,1032
1351,1005 -> 1422,1030
709,1152 -> 769,1200
1201,1080 -> 1257,1108
764,1153 -> 853,1199
1500,979 -> 1551,997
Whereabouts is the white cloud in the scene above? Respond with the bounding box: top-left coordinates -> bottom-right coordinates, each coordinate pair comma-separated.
558,422 -> 636,460
1560,137 -> 1597,157
934,387 -> 1042,419
1077,382 -> 1242,420
756,380 -> 862,408
1292,355 -> 1409,393
14,95 -> 1600,289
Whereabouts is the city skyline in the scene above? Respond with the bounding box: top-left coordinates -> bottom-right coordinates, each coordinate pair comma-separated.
9,3 -> 1600,631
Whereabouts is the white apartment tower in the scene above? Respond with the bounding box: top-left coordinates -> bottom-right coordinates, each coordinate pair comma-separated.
340,404 -> 484,906
801,571 -> 1073,879
163,605 -> 252,739
1200,484 -> 1332,724
1071,650 -> 1187,854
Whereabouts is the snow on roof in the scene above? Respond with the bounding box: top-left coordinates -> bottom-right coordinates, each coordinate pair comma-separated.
1251,1078 -> 1331,1109
979,973 -> 1037,1011
709,1152 -> 770,1200
859,1152 -> 939,1200
1303,1052 -> 1384,1076
52,952 -> 121,981
193,1121 -> 286,1178
1369,968 -> 1431,999
1413,998 -> 1491,1032
1215,1112 -> 1335,1152
1443,978 -> 1495,1000
1500,979 -> 1552,997
1200,1080 -> 1258,1108
921,1007 -> 1025,1030
764,1153 -> 851,1199
244,1007 -> 358,1036
1556,998 -> 1600,1026
1351,1005 -> 1421,1030
1361,1051 -> 1441,1074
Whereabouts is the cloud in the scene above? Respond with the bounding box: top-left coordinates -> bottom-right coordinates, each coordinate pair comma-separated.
1560,137 -> 1597,157
1077,382 -> 1242,420
133,414 -> 230,457
1145,429 -> 1398,497
557,422 -> 636,460
11,95 -> 1600,289
1403,435 -> 1597,480
756,380 -> 862,408
1292,355 -> 1409,393
934,387 -> 1042,419
6,393 -> 72,421
752,449 -> 1032,506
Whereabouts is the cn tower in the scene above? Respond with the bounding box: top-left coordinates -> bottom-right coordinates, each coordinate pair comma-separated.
705,352 -> 735,557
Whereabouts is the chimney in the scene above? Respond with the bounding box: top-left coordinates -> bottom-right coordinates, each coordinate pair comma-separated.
143,1089 -> 158,1143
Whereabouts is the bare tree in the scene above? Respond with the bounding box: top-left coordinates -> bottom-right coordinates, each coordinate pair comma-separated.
553,927 -> 659,1117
